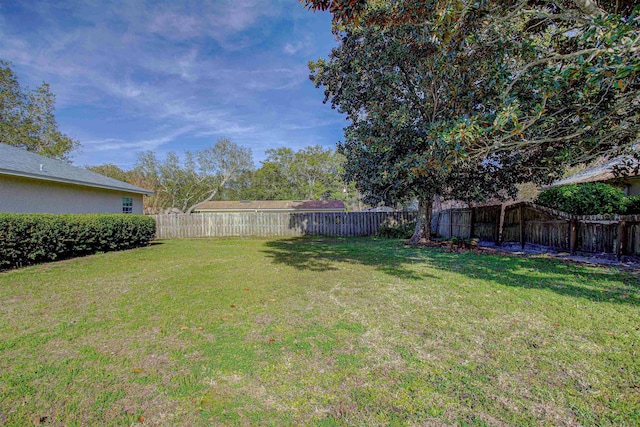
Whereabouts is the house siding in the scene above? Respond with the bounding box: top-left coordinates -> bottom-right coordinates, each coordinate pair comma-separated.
0,174 -> 144,214
626,179 -> 640,197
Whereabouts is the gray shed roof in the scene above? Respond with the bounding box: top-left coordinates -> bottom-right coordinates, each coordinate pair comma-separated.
0,143 -> 153,195
193,200 -> 346,212
547,156 -> 639,188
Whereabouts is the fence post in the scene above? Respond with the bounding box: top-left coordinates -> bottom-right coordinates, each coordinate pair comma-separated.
449,210 -> 453,239
617,219 -> 627,260
494,206 -> 502,246
469,207 -> 475,240
569,219 -> 578,255
519,204 -> 526,249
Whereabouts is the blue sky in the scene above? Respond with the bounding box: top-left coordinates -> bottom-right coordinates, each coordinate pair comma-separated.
0,0 -> 345,168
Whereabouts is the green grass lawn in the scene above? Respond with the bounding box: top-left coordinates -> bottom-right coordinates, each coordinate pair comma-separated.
0,238 -> 638,426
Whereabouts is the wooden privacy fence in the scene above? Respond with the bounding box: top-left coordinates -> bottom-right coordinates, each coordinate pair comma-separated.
432,205 -> 501,243
152,211 -> 417,239
433,202 -> 640,257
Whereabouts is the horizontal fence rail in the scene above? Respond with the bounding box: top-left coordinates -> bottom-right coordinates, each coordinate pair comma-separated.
151,211 -> 417,239
433,202 -> 640,257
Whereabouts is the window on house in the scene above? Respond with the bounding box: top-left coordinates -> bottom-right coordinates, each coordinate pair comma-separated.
122,197 -> 133,214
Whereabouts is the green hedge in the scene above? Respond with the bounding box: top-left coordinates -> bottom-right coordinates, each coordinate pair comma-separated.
535,183 -> 626,215
0,214 -> 156,269
623,195 -> 640,214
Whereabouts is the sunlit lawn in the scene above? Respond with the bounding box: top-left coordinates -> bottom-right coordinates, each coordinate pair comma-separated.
0,238 -> 638,426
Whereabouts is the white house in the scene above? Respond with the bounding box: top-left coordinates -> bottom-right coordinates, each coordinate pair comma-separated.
0,143 -> 152,214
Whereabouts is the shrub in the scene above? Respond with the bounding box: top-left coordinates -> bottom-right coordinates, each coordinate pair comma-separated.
535,183 -> 626,215
378,221 -> 417,239
622,195 -> 640,214
0,214 -> 156,270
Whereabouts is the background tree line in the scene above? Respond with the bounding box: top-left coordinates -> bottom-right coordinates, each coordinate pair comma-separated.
0,61 -> 360,213
87,141 -> 362,214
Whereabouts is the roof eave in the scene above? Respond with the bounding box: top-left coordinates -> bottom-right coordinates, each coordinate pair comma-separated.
193,208 -> 346,212
0,169 -> 154,195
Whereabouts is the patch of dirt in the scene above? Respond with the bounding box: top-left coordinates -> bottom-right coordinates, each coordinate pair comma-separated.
408,239 -> 640,271
481,242 -> 640,271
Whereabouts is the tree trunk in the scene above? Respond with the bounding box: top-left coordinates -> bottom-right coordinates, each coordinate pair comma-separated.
409,196 -> 433,244
186,185 -> 220,214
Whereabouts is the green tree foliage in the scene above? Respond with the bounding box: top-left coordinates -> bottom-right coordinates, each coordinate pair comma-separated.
535,183 -> 626,215
310,1 -> 553,241
241,145 -> 359,207
85,164 -> 130,182
0,60 -> 78,160
89,145 -> 361,213
91,139 -> 253,214
307,0 -> 639,240
306,0 -> 639,162
623,195 -> 640,214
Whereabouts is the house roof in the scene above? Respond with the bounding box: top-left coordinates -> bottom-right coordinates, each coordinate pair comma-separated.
547,156 -> 640,188
0,143 -> 153,195
193,200 -> 346,211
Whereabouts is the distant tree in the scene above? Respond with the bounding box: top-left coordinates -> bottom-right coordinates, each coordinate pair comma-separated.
87,140 -> 253,214
291,146 -> 345,200
242,157 -> 298,200
130,151 -> 167,214
130,141 -> 253,213
85,164 -> 130,182
242,145 -> 358,205
0,60 -> 78,160
184,139 -> 253,213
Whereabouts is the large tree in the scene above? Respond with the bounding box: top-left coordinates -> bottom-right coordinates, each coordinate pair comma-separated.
307,0 -> 639,241
305,0 -> 638,162
310,1 -> 552,241
0,60 -> 78,160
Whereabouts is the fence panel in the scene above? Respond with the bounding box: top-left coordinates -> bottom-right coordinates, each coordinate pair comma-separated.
153,207 -> 640,256
432,203 -> 640,256
152,211 -> 417,239
434,206 -> 500,240
474,205 -> 500,241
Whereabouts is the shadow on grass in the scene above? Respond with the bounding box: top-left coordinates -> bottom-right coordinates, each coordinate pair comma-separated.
263,237 -> 640,306
263,237 -> 434,281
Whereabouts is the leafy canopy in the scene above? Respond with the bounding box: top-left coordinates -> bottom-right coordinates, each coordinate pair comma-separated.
0,60 -> 78,160
536,183 -> 626,215
306,0 -> 639,164
307,0 -> 639,239
88,144 -> 357,213
243,145 -> 354,202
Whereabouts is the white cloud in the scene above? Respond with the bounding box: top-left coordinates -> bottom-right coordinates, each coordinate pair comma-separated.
89,125 -> 197,151
283,42 -> 302,55
1,0 -> 343,167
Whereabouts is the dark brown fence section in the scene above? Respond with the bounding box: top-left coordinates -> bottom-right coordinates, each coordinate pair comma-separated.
432,205 -> 500,242
434,202 -> 640,257
152,211 -> 417,239
503,204 -> 571,250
